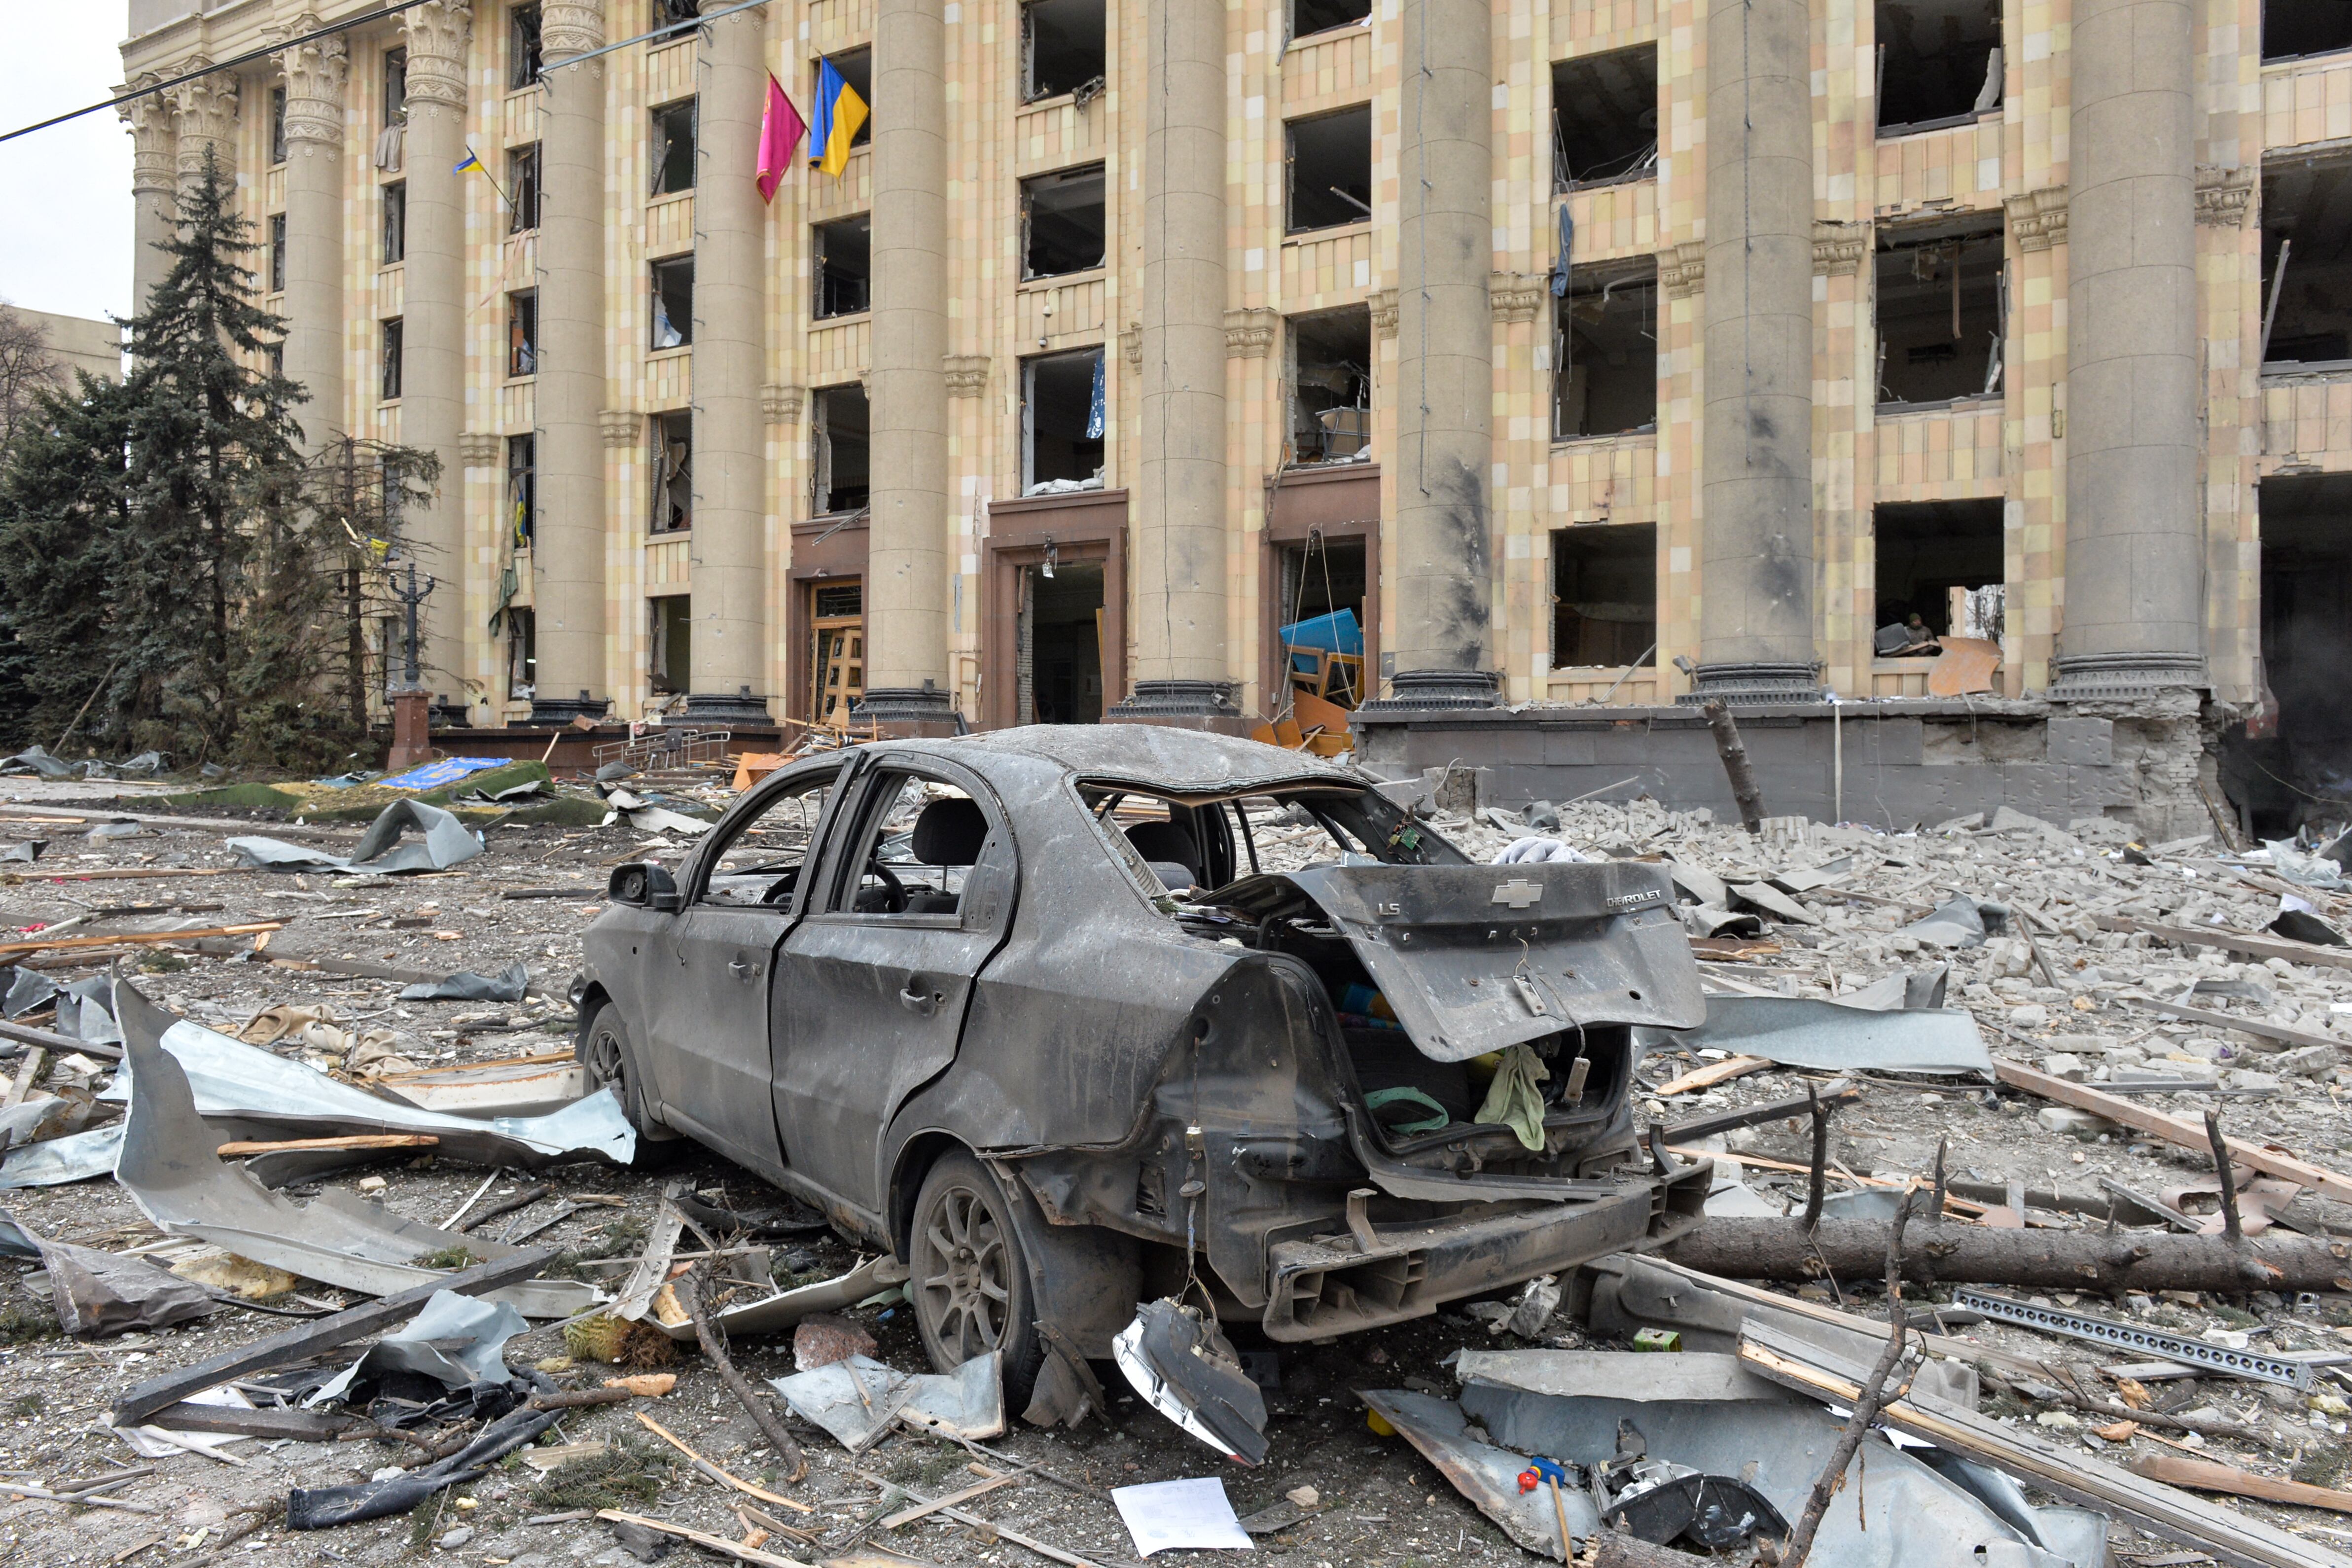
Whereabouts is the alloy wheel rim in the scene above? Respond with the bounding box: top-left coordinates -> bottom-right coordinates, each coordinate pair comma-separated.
918,1183 -> 1010,1363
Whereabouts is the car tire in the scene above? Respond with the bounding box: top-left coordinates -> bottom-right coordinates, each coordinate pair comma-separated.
577,1002 -> 683,1169
909,1151 -> 1047,1405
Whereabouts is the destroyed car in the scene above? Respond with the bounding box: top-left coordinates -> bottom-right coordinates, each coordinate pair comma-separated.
573,727 -> 1709,1409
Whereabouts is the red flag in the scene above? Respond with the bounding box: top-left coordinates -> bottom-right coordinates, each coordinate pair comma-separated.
757,73 -> 806,203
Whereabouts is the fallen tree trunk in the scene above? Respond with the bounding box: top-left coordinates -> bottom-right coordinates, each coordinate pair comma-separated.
1659,1217 -> 2352,1292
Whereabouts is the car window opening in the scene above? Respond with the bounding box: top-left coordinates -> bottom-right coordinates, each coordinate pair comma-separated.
840,776 -> 990,918
701,770 -> 844,909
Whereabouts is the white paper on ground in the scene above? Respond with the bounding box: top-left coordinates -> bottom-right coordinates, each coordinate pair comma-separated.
111,1382 -> 253,1459
1112,1477 -> 1254,1556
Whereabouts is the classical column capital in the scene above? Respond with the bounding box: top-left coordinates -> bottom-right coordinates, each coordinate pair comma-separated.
271,19 -> 350,151
1660,241 -> 1706,298
403,0 -> 475,109
541,0 -> 606,60
599,408 -> 640,446
763,383 -> 807,422
1489,273 -> 1546,323
458,429 -> 503,464
1223,308 -> 1278,357
2004,186 -> 2068,252
1120,324 -> 1142,368
942,356 -> 988,397
1368,288 -> 1398,340
1812,220 -> 1870,276
116,80 -> 178,197
2194,164 -> 2254,227
166,68 -> 240,182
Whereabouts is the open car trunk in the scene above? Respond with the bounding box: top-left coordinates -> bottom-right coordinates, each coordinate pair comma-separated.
1202,857 -> 1703,1185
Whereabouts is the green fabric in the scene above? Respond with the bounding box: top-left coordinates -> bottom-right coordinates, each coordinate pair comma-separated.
1475,1042 -> 1552,1151
1363,1086 -> 1452,1135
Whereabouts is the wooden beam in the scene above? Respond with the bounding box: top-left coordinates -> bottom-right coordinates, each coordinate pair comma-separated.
0,922 -> 284,960
592,1511 -> 808,1568
2130,1453 -> 2352,1516
2119,995 -> 2346,1054
112,1247 -> 554,1424
2094,915 -> 2352,972
1995,1061 -> 2352,1205
1654,1054 -> 1771,1097
213,1134 -> 439,1157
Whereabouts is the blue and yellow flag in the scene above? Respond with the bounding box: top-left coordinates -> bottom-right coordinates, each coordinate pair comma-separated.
808,59 -> 867,179
452,147 -> 485,176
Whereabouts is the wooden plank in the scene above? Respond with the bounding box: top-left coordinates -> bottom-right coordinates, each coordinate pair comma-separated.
0,922 -> 284,960
592,1511 -> 808,1568
1737,1320 -> 2352,1568
1654,1054 -> 1771,1096
1662,1080 -> 1860,1145
2120,996 -> 2346,1054
0,867 -> 260,884
213,1134 -> 439,1157
2129,1453 -> 2352,1516
112,1246 -> 554,1424
2,1048 -> 43,1110
2094,915 -> 2352,972
881,1469 -> 1015,1530
0,1017 -> 109,1060
1995,1061 -> 2352,1205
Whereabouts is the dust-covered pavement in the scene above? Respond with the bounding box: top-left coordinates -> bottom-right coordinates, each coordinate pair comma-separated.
0,773 -> 2349,1568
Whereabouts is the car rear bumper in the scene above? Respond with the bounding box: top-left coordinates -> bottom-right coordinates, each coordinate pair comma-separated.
1260,1159 -> 1711,1341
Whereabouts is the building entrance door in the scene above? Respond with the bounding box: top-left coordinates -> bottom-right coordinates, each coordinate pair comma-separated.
807,580 -> 863,726
1017,560 -> 1103,724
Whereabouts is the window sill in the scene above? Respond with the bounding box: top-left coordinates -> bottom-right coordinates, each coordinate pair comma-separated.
1290,20 -> 1374,44
2261,358 -> 2352,380
1876,107 -> 2001,140
648,188 -> 695,207
646,529 -> 691,541
1555,172 -> 1658,195
1875,393 -> 2001,417
1550,424 -> 1656,448
504,373 -> 537,386
1284,218 -> 1373,242
811,309 -> 871,326
647,344 -> 691,360
379,262 -> 406,275
1019,266 -> 1106,288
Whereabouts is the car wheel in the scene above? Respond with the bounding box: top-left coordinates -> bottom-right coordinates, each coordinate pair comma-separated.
910,1151 -> 1045,1400
577,1002 -> 682,1169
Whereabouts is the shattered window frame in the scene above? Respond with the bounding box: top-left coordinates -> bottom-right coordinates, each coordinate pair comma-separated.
269,85 -> 287,166
1285,104 -> 1375,235
1019,347 -> 1106,493
1021,0 -> 1108,104
812,214 -> 872,319
267,212 -> 287,294
1290,0 -> 1372,40
507,431 -> 536,545
1019,162 -> 1109,281
2264,0 -> 2352,63
504,604 -> 535,699
1872,220 -> 2007,409
507,288 -> 538,379
507,142 -> 542,233
508,2 -> 544,92
811,382 -> 871,517
383,47 -> 409,128
649,98 -> 699,197
649,409 -> 692,533
692,759 -> 853,913
380,318 -> 404,402
381,180 -> 407,266
1875,0 -> 2004,136
821,769 -> 1010,923
1285,304 -> 1374,468
1552,260 -> 1660,440
1551,43 -> 1660,192
649,254 -> 694,350
1550,521 -> 1659,670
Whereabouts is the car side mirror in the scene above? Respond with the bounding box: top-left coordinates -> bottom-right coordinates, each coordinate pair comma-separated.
607,861 -> 682,912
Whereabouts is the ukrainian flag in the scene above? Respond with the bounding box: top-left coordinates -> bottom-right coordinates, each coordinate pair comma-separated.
452,148 -> 485,176
808,58 -> 866,179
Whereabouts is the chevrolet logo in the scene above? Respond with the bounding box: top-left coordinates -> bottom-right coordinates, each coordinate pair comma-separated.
1491,878 -> 1542,909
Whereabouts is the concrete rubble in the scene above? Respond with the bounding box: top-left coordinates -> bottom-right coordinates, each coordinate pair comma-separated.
0,761 -> 2347,1567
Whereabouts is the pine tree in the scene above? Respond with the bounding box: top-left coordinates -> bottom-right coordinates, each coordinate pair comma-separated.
114,148 -> 312,762
0,373 -> 135,748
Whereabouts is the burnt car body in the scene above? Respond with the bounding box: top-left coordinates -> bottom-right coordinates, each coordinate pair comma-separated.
573,727 -> 1709,1405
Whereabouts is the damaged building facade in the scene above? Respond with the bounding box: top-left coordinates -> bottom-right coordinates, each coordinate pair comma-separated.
114,0 -> 2352,834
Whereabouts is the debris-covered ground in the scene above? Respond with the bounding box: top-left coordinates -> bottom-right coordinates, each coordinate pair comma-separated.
1,760 -> 2351,1568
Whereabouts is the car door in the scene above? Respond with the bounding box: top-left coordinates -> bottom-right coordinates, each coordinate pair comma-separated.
645,757 -> 850,1177
771,758 -> 1017,1218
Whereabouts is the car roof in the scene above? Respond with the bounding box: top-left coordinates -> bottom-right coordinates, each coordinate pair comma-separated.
875,724 -> 1363,795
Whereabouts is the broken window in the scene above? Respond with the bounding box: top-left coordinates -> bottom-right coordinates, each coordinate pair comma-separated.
1552,45 -> 1658,190
269,86 -> 287,165
2260,159 -> 2352,368
380,318 -> 403,401
650,99 -> 697,196
508,289 -> 537,378
1554,263 -> 1658,438
1877,0 -> 2002,133
506,432 -> 535,545
382,180 -> 406,264
504,606 -> 535,699
1551,524 -> 1656,668
1292,0 -> 1372,38
1874,222 -> 2004,405
1287,105 -> 1373,234
508,143 -> 541,232
509,4 -> 543,89
1872,499 -> 2002,653
812,384 -> 870,515
1023,0 -> 1106,103
383,47 -> 408,128
650,255 -> 693,349
1274,533 -> 1368,710
1022,164 -> 1107,279
702,765 -> 847,909
826,49 -> 874,150
2265,1 -> 2352,63
649,595 -> 691,694
649,410 -> 692,532
1287,306 -> 1371,466
813,214 -> 870,318
658,0 -> 703,23
268,214 -> 286,294
1021,349 -> 1105,493
2251,476 -> 2352,836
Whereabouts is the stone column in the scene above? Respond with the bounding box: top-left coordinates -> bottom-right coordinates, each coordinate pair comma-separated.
531,1 -> 611,722
1366,0 -> 1497,713
117,85 -> 178,324
856,0 -> 956,731
2052,0 -> 2205,700
399,0 -> 473,715
1690,0 -> 1817,703
1109,0 -> 1236,727
276,31 -> 349,453
685,2 -> 773,721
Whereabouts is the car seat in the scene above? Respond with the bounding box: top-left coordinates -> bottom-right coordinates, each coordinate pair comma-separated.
1125,820 -> 1201,891
904,797 -> 988,914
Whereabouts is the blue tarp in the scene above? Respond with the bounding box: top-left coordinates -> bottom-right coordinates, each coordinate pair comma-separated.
376,756 -> 508,792
1282,608 -> 1363,674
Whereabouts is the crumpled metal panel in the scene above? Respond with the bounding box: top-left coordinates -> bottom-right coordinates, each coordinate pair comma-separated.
946,724 -> 1356,794
306,1289 -> 529,1407
112,985 -> 601,1318
1638,994 -> 1994,1077
0,1122 -> 123,1187
100,991 -> 633,1168
225,799 -> 483,875
1210,861 -> 1704,1062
